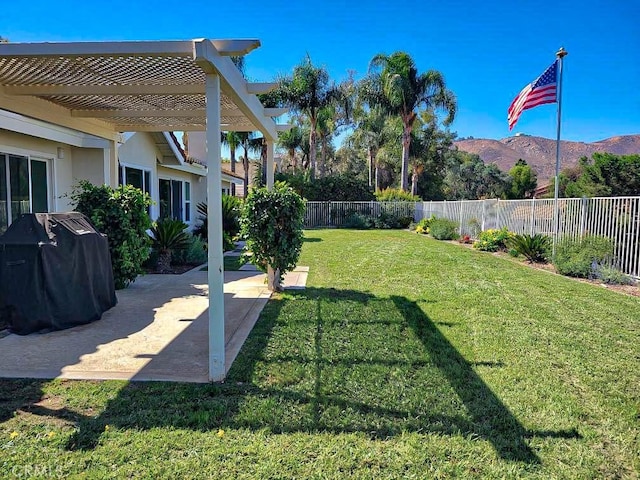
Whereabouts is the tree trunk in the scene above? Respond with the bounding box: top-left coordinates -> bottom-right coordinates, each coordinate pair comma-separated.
401,122 -> 411,192
289,148 -> 296,172
368,147 -> 377,189
375,162 -> 380,192
411,168 -> 418,196
320,136 -> 327,178
230,148 -> 236,196
309,118 -> 317,180
157,250 -> 172,273
242,141 -> 249,198
267,265 -> 283,292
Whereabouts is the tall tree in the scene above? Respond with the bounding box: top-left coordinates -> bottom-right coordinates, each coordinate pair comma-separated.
279,56 -> 343,179
507,159 -> 538,199
363,52 -> 456,192
237,132 -> 261,198
349,105 -> 388,189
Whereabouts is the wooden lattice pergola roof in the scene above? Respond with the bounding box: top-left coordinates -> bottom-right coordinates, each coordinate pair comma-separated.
0,39 -> 286,136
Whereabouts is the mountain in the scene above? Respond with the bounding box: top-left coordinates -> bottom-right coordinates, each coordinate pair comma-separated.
454,134 -> 640,184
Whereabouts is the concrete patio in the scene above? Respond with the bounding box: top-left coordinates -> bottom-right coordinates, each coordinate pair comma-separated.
0,266 -> 308,383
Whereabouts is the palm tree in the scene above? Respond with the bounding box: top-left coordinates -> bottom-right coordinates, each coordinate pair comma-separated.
221,131 -> 241,196
350,105 -> 388,189
279,56 -> 343,179
364,52 -> 457,191
237,132 -> 262,197
278,126 -> 303,172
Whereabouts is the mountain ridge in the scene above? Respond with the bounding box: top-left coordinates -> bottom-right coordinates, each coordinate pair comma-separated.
454,134 -> 640,183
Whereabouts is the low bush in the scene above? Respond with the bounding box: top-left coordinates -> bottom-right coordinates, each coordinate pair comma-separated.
149,218 -> 190,272
429,218 -> 459,240
590,262 -> 636,285
193,194 -> 242,241
415,215 -> 436,234
71,181 -> 151,289
554,235 -> 614,278
375,188 -> 420,202
473,227 -> 513,252
507,234 -> 551,263
171,234 -> 208,266
344,212 -> 374,229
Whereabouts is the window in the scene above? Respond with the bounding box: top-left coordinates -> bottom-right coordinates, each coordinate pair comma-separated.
159,179 -> 191,223
119,164 -> 151,213
0,153 -> 50,234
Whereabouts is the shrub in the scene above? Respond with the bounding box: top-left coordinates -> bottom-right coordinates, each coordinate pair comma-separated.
193,194 -> 242,240
375,188 -> 420,202
590,263 -> 636,285
71,181 -> 151,289
148,218 -> 190,272
554,235 -> 614,278
240,182 -> 305,291
415,215 -> 436,234
171,234 -> 208,266
344,212 -> 374,229
473,227 -> 512,252
430,218 -> 459,240
507,234 -> 551,263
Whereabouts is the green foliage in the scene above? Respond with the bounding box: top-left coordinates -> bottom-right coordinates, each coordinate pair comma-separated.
415,215 -> 436,234
344,212 -> 374,229
473,227 -> 513,252
507,233 -> 551,263
554,235 -> 614,278
444,151 -> 510,200
149,218 -> 190,253
71,180 -> 151,289
223,231 -> 235,252
171,234 -> 208,266
149,218 -> 190,272
193,194 -> 242,240
275,172 -> 375,201
429,218 -> 459,240
507,159 -> 538,199
240,182 -> 305,283
375,188 -> 420,202
558,153 -> 640,198
590,263 -> 636,285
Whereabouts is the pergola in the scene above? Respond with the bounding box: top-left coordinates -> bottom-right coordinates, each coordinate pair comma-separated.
0,38 -> 289,381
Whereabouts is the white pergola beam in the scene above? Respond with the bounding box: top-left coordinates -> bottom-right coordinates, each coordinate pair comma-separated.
247,82 -> 278,94
210,39 -> 260,56
5,84 -> 205,96
264,107 -> 288,117
0,40 -> 197,58
194,40 -> 278,141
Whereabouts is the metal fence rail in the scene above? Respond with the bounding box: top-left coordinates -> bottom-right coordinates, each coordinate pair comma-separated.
305,197 -> 640,278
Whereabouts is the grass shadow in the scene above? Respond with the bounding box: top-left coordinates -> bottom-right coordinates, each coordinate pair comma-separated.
2,287 -> 579,464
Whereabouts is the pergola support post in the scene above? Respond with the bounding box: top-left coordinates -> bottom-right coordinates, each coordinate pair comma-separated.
104,140 -> 118,187
205,73 -> 226,382
266,139 -> 274,190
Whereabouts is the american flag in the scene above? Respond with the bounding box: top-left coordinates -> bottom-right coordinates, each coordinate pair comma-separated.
508,60 -> 558,130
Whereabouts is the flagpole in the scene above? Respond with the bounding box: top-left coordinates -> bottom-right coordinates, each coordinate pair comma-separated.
552,47 -> 568,259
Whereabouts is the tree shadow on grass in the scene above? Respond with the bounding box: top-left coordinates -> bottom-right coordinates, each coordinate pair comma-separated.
5,287 -> 579,464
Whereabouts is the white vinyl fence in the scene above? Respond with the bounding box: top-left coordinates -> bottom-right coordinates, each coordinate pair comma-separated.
305,197 -> 640,278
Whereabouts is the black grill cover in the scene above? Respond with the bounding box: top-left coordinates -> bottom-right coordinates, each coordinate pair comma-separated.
0,212 -> 117,335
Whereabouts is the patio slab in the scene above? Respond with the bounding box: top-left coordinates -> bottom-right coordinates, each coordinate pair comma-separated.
0,266 -> 307,383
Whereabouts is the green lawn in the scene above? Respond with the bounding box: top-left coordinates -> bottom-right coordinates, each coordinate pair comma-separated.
1,230 -> 638,478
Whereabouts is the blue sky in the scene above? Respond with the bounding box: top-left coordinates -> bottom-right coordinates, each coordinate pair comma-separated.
3,0 -> 639,143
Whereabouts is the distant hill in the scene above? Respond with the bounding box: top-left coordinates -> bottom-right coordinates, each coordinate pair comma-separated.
454,134 -> 640,183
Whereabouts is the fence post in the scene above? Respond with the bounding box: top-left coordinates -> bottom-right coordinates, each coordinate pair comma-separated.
481,200 -> 486,231
459,201 -> 464,236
